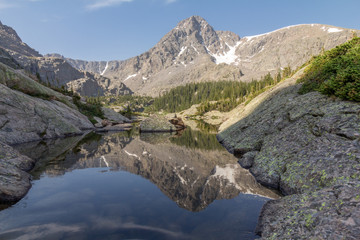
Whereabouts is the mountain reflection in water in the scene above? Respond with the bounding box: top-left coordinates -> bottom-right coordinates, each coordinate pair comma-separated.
0,128 -> 279,240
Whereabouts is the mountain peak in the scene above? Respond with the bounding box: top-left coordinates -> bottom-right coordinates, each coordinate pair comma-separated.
176,15 -> 210,32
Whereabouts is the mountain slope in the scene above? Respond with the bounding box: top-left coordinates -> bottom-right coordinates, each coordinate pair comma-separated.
65,16 -> 359,96
0,21 -> 41,58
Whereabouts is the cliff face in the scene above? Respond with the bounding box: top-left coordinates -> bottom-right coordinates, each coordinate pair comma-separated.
217,69 -> 360,239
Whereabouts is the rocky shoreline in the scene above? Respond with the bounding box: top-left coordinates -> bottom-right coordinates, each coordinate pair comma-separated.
217,73 -> 360,239
0,92 -> 187,204
0,142 -> 35,203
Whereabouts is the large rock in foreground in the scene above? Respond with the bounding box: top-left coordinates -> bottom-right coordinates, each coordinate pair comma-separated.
0,142 -> 35,203
256,182 -> 360,239
217,71 -> 360,239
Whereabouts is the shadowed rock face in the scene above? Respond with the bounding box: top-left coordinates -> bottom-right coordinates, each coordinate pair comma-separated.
15,131 -> 279,212
0,142 -> 35,203
217,70 -> 360,239
0,83 -> 93,145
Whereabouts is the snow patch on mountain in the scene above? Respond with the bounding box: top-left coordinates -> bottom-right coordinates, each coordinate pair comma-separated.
210,41 -> 241,65
124,73 -> 138,82
100,61 -> 108,75
178,46 -> 187,57
244,24 -> 309,41
321,26 -> 343,33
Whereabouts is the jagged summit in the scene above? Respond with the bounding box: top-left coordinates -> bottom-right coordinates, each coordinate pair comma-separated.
176,16 -> 208,29
157,15 -> 240,59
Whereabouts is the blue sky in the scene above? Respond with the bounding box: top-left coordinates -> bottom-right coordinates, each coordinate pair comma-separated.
1,0 -> 359,61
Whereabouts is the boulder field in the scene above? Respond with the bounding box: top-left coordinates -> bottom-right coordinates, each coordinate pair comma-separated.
217,71 -> 360,239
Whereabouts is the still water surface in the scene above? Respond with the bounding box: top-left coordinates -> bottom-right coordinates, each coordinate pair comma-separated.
0,129 -> 278,240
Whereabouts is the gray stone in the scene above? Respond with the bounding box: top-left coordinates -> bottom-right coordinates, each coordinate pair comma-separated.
93,116 -> 103,124
140,115 -> 176,132
238,151 -> 258,169
0,142 -> 35,203
0,83 -> 94,145
102,107 -> 131,123
256,183 -> 360,240
217,72 -> 360,239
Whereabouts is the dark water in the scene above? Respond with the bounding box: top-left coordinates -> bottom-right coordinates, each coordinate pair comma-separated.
0,129 -> 278,240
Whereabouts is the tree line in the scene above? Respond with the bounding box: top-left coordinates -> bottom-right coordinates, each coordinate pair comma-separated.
150,67 -> 293,114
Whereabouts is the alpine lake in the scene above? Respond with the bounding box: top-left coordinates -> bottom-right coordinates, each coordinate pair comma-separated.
0,127 -> 279,240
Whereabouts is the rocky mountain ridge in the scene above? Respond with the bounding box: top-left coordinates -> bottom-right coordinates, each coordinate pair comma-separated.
1,17 -> 358,97
0,21 -> 41,58
56,16 -> 359,96
0,22 -> 132,97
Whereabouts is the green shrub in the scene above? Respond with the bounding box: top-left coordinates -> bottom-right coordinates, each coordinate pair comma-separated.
298,37 -> 360,101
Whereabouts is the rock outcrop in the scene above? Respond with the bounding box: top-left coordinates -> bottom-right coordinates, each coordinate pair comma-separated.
0,142 -> 35,203
101,107 -> 131,123
0,61 -> 97,203
140,115 -> 176,132
0,61 -> 94,144
217,70 -> 360,239
256,182 -> 360,239
0,83 -> 94,145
